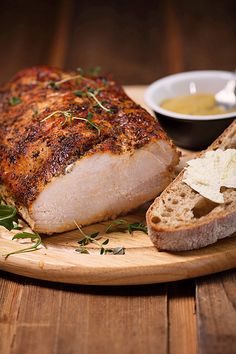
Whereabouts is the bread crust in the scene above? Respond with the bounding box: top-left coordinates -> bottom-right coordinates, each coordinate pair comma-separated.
147,119 -> 236,251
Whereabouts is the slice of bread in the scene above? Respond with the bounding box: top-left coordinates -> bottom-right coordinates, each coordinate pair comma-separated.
147,120 -> 236,251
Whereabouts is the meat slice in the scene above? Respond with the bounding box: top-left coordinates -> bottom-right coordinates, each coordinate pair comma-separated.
0,66 -> 179,233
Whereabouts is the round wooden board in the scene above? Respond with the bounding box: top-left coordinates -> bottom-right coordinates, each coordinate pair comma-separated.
1,206 -> 236,285
1,86 -> 236,285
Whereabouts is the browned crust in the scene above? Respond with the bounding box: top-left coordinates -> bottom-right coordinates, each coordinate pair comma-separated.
147,209 -> 236,251
0,66 -> 175,208
146,119 -> 236,251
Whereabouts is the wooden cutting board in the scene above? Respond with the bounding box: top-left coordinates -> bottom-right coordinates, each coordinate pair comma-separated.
0,86 -> 235,285
1,207 -> 236,285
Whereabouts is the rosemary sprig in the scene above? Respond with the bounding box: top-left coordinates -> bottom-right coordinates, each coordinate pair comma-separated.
41,110 -> 101,134
105,219 -> 148,235
75,222 -> 125,255
0,204 -> 19,231
3,232 -> 42,259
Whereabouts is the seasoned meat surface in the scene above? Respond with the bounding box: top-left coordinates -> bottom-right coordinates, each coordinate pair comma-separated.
0,66 -> 178,233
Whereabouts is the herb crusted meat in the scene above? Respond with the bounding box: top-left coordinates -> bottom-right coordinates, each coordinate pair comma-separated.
0,66 -> 179,233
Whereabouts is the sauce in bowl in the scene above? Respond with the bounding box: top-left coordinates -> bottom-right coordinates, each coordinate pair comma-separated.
160,93 -> 236,116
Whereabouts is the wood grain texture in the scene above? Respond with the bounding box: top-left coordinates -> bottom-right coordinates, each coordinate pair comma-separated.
48,0 -> 74,68
0,275 -> 25,353
63,0 -> 236,84
0,0 -> 60,84
0,272 -> 168,354
168,281 -> 197,354
196,270 -> 236,354
0,0 -> 236,85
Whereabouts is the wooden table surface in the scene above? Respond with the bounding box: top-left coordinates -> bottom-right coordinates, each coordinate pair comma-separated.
0,1 -> 236,353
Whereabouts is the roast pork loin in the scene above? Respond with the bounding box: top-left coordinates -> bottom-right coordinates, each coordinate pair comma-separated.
0,66 -> 179,233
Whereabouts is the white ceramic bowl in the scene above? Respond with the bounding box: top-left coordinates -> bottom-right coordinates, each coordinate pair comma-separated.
145,71 -> 235,150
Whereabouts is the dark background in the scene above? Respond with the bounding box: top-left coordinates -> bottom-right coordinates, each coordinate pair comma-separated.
0,0 -> 236,84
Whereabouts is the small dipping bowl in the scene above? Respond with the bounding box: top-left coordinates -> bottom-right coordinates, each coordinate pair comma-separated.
145,71 -> 236,150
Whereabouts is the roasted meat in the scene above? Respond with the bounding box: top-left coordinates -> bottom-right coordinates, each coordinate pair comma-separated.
0,66 -> 179,233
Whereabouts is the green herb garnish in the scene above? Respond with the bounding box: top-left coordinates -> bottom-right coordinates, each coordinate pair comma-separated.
0,204 -> 19,231
85,112 -> 101,134
87,91 -> 111,112
48,81 -> 59,89
105,219 -> 148,235
49,74 -> 82,87
75,222 -> 125,255
88,66 -> 101,76
41,110 -> 101,134
74,90 -> 84,97
9,96 -> 22,106
4,232 -> 42,259
47,72 -> 95,89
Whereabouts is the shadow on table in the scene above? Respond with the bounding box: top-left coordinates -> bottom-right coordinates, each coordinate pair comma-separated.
0,268 -> 213,298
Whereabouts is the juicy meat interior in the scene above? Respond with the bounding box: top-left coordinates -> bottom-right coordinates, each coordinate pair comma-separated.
0,66 -> 179,233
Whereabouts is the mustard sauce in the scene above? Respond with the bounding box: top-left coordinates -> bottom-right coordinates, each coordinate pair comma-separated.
160,93 -> 236,115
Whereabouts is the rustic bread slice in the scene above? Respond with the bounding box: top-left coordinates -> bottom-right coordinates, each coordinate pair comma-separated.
146,119 -> 236,251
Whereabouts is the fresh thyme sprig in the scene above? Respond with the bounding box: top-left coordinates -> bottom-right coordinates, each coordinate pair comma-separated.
49,74 -> 82,88
47,66 -> 112,115
87,91 -> 111,112
74,87 -> 111,114
48,67 -> 102,88
105,219 -> 148,235
75,222 -> 125,255
41,110 -> 101,134
3,232 -> 42,259
48,73 -> 96,89
41,110 -> 73,125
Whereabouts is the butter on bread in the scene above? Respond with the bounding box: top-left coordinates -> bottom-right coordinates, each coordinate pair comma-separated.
146,120 -> 236,251
183,149 -> 236,203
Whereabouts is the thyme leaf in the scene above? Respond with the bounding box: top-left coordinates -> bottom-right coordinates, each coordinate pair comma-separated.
48,81 -> 59,89
105,220 -> 147,235
127,222 -> 148,234
85,112 -> 101,135
9,96 -> 22,106
75,222 -> 125,255
105,219 -> 127,233
74,90 -> 84,97
3,232 -> 42,259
